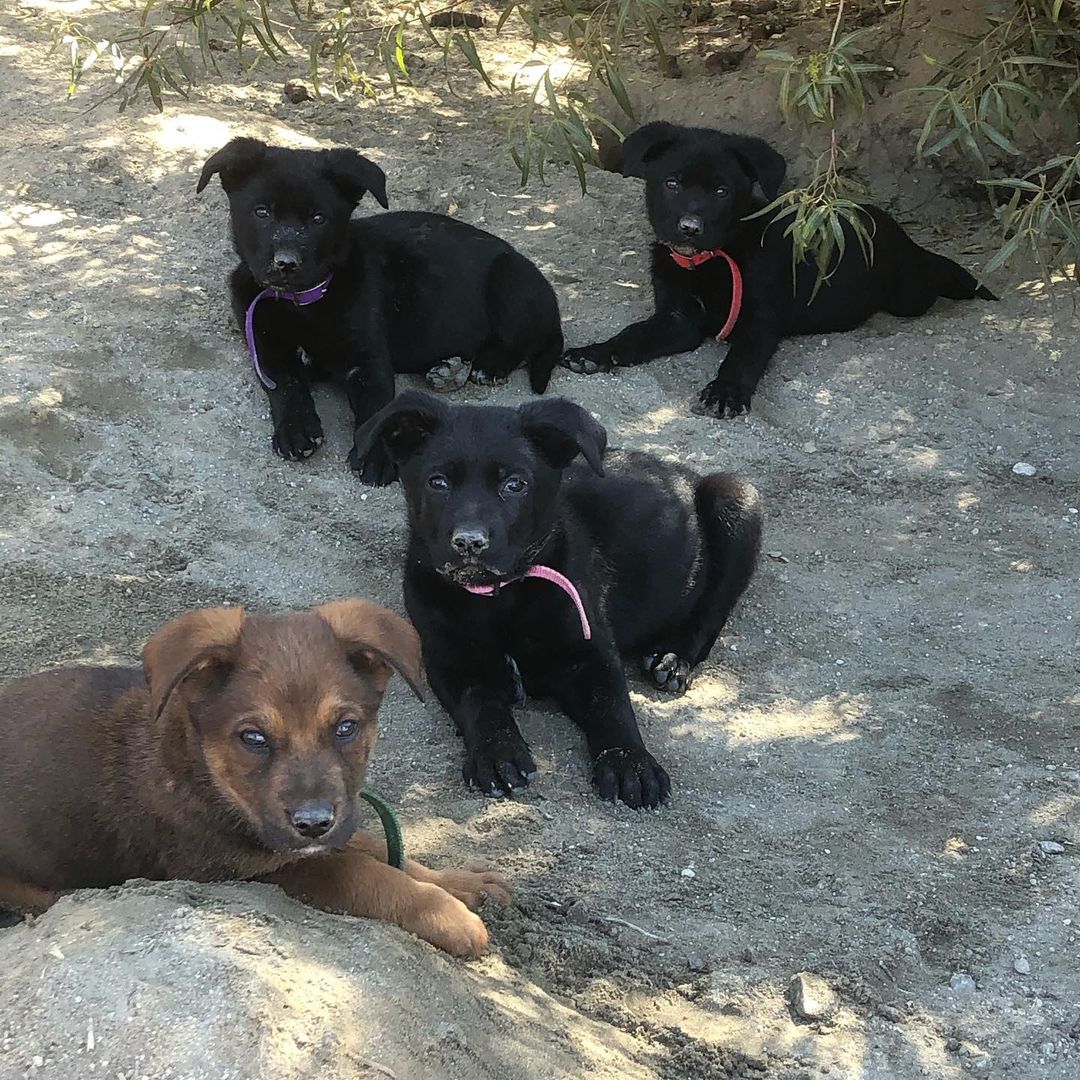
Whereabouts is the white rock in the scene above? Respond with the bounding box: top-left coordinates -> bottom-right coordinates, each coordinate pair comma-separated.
787,971 -> 836,1020
1012,462 -> 1037,476
949,972 -> 977,995
1038,840 -> 1066,855
1014,957 -> 1031,975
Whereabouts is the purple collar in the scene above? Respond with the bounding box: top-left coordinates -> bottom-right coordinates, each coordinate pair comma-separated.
243,274 -> 333,390
463,565 -> 592,640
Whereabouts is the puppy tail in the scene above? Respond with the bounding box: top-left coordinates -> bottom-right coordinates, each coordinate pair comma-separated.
527,331 -> 564,395
695,473 -> 764,621
924,249 -> 998,302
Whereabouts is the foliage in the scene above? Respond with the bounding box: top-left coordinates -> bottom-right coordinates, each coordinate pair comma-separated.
758,6 -> 893,290
47,1 -> 1080,283
912,0 -> 1080,281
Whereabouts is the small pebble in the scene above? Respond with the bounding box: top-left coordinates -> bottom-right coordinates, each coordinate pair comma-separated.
687,955 -> 711,973
680,867 -> 696,879
1012,462 -> 1036,476
876,1003 -> 904,1023
282,80 -> 311,104
1014,957 -> 1031,975
1038,840 -> 1065,855
949,972 -> 977,995
787,971 -> 836,1020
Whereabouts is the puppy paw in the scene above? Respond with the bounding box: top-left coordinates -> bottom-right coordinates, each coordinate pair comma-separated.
463,732 -> 538,797
698,377 -> 752,418
642,652 -> 694,695
272,409 -> 324,461
426,356 -> 472,392
347,441 -> 397,485
433,866 -> 513,910
561,345 -> 614,375
593,746 -> 671,809
406,883 -> 491,959
469,368 -> 510,387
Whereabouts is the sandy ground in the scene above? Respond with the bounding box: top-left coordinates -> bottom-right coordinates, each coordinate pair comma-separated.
1,3 -> 1078,1078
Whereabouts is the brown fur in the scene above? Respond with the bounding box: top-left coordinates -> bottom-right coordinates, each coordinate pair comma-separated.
0,600 -> 509,958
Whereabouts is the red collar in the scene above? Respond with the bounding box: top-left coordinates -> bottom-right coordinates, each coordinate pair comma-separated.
667,247 -> 743,341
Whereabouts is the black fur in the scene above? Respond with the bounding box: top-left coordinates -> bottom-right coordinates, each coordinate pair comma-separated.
197,138 -> 563,461
563,121 -> 997,416
353,391 -> 763,808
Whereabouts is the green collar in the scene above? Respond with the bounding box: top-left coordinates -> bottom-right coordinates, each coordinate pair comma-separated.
359,787 -> 405,870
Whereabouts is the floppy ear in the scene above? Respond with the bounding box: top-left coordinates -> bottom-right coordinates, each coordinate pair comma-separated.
350,390 -> 448,487
196,137 -> 267,194
722,134 -> 787,200
519,398 -> 607,475
143,607 -> 247,721
620,121 -> 682,179
321,148 -> 389,209
314,599 -> 424,701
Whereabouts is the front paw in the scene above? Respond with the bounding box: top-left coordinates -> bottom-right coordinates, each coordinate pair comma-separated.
406,883 -> 491,959
272,407 -> 324,460
642,652 -> 694,695
698,376 -> 752,418
347,440 -> 397,485
464,731 -> 538,797
562,344 -> 614,375
593,746 -> 671,809
433,866 -> 513,911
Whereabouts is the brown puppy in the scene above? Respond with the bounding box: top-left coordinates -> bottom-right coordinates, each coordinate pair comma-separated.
0,600 -> 509,957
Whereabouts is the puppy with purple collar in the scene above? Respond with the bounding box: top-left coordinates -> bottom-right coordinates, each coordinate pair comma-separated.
197,138 -> 563,462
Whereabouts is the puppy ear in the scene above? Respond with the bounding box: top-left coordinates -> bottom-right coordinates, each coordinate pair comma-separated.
350,390 -> 447,487
143,607 -> 247,721
620,121 -> 682,179
314,600 -> 424,701
520,398 -> 607,476
321,148 -> 389,209
196,137 -> 267,194
722,134 -> 787,200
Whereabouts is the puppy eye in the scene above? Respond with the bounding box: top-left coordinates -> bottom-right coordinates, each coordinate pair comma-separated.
312,212 -> 326,224
253,206 -> 271,219
715,186 -> 729,197
334,717 -> 359,742
664,177 -> 680,191
239,728 -> 269,750
502,476 -> 527,495
428,474 -> 450,491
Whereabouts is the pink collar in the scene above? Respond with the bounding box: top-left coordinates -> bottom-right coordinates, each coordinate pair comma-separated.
463,565 -> 592,640
243,274 -> 333,390
668,247 -> 743,341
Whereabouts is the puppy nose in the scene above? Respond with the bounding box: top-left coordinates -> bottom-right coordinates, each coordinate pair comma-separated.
677,215 -> 703,237
273,250 -> 301,272
290,800 -> 335,838
451,528 -> 490,557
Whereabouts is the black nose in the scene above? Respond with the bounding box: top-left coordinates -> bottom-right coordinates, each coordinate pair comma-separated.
290,800 -> 335,838
677,215 -> 703,237
273,250 -> 300,272
451,528 -> 490,557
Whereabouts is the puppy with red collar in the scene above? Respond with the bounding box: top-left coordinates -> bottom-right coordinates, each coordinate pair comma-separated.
563,121 -> 995,417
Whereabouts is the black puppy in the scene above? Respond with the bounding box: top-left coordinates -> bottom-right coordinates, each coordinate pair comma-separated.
197,138 -> 563,461
352,390 -> 763,808
563,122 -> 996,416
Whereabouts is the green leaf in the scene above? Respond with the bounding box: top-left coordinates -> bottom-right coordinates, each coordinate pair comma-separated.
980,122 -> 1020,155
454,33 -> 494,91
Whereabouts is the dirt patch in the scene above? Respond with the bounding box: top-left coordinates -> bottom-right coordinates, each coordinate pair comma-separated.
1,4 -> 1078,1079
